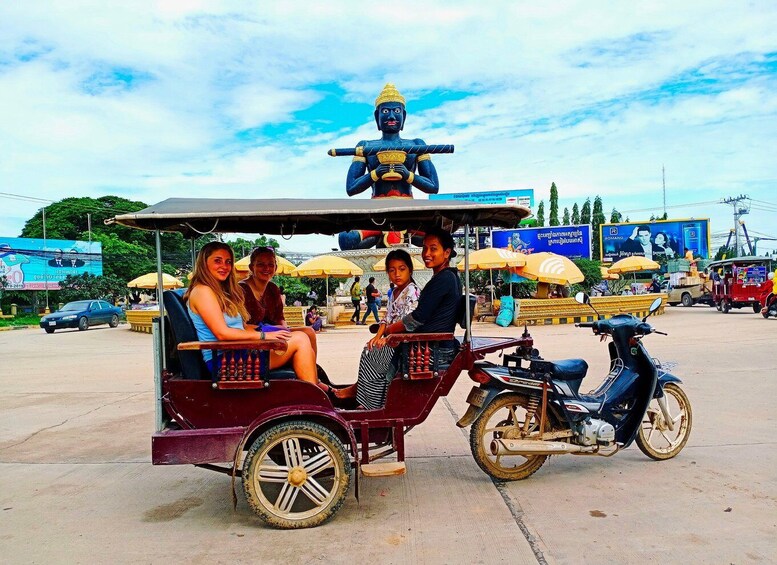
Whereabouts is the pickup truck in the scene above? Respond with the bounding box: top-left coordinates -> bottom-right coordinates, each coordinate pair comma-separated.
663,280 -> 714,307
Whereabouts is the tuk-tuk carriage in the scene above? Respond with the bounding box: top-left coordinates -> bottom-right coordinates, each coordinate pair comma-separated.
707,256 -> 774,313
110,197 -> 531,529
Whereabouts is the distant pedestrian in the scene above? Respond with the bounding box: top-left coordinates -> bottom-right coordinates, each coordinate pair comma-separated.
360,276 -> 380,324
350,276 -> 362,323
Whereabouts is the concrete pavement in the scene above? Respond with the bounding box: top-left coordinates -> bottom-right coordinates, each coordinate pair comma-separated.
0,307 -> 775,564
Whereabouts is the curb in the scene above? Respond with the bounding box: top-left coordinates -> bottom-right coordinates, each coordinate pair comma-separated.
0,325 -> 39,331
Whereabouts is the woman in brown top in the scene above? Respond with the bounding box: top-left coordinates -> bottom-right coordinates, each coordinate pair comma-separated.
239,246 -> 318,354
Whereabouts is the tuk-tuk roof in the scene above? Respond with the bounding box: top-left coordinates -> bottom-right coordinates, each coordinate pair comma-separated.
109,197 -> 531,237
707,256 -> 773,268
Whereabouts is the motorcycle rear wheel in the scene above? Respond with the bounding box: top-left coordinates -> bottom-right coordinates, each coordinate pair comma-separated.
636,383 -> 692,460
470,393 -> 549,481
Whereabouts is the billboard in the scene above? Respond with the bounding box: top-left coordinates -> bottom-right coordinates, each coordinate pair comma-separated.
492,225 -> 592,259
429,189 -> 534,209
0,237 -> 103,290
600,219 -> 711,263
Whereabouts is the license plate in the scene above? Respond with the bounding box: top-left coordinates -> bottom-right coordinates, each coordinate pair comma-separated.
48,321 -> 56,326
467,387 -> 488,408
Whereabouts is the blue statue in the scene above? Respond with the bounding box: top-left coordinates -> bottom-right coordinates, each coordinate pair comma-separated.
329,83 -> 454,250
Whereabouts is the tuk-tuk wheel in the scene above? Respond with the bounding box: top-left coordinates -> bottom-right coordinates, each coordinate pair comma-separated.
243,420 -> 352,529
469,393 -> 549,481
752,303 -> 761,314
721,299 -> 730,313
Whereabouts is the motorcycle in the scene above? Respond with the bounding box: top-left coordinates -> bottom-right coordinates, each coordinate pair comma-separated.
460,293 -> 692,481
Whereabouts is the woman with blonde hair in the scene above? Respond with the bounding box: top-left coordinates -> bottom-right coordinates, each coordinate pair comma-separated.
185,242 -> 329,392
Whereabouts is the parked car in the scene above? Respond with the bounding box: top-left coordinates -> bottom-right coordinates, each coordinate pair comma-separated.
39,300 -> 123,333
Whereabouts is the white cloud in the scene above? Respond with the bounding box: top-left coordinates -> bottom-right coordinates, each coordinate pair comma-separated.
0,1 -> 776,253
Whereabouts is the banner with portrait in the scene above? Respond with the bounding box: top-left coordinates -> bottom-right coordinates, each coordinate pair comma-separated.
0,237 -> 103,290
600,219 -> 711,263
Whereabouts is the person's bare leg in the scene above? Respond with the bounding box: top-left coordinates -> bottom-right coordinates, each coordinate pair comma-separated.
268,333 -> 317,384
291,326 -> 317,355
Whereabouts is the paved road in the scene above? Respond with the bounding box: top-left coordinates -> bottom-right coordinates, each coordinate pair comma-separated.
0,307 -> 775,564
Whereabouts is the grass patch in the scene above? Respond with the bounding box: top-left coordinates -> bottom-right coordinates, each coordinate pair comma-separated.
0,314 -> 42,327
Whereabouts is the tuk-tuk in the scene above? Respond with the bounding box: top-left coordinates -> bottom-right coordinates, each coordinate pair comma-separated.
110,197 -> 531,529
707,256 -> 774,313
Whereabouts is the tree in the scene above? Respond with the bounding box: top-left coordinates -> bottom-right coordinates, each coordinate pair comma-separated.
562,207 -> 570,225
549,182 -> 559,226
19,195 -> 193,284
535,201 -> 545,227
572,258 -> 602,292
591,196 -> 606,260
580,198 -> 592,226
229,236 -> 280,260
571,203 -> 580,225
610,208 -> 622,223
58,273 -> 129,304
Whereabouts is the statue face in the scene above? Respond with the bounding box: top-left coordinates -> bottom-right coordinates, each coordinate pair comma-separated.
376,103 -> 405,133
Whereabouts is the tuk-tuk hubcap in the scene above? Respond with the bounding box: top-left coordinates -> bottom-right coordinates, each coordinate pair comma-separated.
288,466 -> 307,487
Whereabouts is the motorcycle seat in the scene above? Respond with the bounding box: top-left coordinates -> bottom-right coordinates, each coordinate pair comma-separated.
547,359 -> 588,381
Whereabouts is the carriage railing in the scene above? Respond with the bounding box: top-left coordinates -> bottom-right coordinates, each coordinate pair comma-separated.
384,333 -> 455,380
177,340 -> 288,390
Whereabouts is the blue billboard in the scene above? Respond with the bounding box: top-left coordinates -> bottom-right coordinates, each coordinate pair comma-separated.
600,219 -> 711,263
492,225 -> 592,259
429,189 -> 534,209
0,237 -> 103,290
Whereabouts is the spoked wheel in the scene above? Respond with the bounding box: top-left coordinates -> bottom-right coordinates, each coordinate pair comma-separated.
243,420 -> 351,529
470,393 -> 549,481
636,383 -> 692,460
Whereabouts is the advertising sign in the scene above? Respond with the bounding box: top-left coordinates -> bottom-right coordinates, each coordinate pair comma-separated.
600,219 -> 711,263
492,225 -> 592,259
429,189 -> 534,209
0,237 -> 103,290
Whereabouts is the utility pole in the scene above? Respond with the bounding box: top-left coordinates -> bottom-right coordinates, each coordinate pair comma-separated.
42,206 -> 49,313
720,195 -> 750,258
662,165 -> 666,218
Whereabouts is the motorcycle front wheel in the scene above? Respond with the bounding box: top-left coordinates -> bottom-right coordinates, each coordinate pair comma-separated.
470,393 -> 549,481
636,383 -> 692,460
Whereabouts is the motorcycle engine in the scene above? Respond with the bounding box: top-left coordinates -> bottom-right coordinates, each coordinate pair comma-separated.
577,418 -> 616,446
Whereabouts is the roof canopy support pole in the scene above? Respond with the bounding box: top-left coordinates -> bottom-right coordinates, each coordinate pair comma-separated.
155,229 -> 166,370
464,224 -> 472,343
190,237 -> 196,268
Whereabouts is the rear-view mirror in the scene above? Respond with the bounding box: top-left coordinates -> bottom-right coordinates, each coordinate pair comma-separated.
649,297 -> 662,314
574,292 -> 590,305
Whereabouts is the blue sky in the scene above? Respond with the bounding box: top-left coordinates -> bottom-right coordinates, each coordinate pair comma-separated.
1,1 -> 776,254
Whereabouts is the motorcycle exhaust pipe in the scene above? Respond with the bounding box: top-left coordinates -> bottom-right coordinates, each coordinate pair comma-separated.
490,438 -> 585,456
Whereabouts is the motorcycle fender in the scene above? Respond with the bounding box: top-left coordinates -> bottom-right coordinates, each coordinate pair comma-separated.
456,384 -> 503,428
654,372 -> 682,398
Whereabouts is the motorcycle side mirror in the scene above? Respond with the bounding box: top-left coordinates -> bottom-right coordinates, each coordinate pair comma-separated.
643,296 -> 663,321
574,292 -> 590,305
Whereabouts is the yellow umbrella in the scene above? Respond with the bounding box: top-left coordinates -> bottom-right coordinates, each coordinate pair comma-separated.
235,254 -> 296,275
292,255 -> 364,298
457,248 -> 527,304
373,255 -> 426,271
456,248 -> 527,271
512,252 -> 584,285
600,266 -> 620,280
127,272 -> 184,289
607,256 -> 660,274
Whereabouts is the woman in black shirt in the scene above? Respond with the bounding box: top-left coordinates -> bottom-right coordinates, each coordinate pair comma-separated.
338,227 -> 461,409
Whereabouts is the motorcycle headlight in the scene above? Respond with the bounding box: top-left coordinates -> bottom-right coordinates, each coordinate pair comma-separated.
61,315 -> 77,320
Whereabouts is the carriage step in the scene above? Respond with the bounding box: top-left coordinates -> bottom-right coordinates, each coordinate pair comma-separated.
361,461 -> 406,477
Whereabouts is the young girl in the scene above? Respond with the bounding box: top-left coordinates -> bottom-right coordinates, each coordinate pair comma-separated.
185,242 -> 331,392
337,249 -> 420,408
